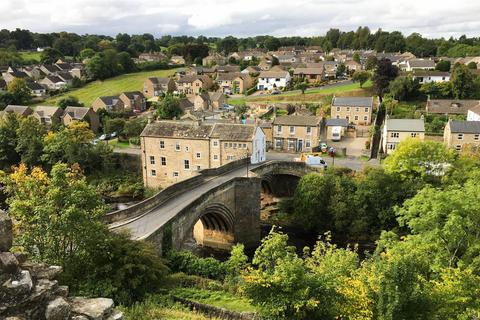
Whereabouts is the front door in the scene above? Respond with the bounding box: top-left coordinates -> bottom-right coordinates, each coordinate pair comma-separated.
297,139 -> 303,152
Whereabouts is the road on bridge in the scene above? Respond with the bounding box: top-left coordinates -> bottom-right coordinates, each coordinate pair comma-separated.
110,164 -> 254,240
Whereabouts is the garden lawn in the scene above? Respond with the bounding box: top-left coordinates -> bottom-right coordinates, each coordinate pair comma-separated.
172,288 -> 256,313
19,51 -> 42,62
40,68 -> 178,106
228,80 -> 374,105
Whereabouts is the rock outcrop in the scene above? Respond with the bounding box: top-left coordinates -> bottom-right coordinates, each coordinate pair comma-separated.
0,210 -> 123,320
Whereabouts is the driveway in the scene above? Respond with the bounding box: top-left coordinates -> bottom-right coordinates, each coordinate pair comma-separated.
328,137 -> 369,157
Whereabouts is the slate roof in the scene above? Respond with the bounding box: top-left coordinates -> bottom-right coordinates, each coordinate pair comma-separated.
293,67 -> 324,75
63,107 -> 91,120
408,59 -> 435,68
122,91 -> 144,99
426,99 -> 479,115
326,118 -> 349,127
4,105 -> 33,115
258,71 -> 289,78
216,72 -> 242,81
332,96 -> 374,108
34,106 -> 63,117
148,77 -> 171,85
26,81 -> 45,91
448,120 -> 480,134
141,121 -> 214,139
217,65 -> 241,73
176,75 -> 210,84
210,124 -> 256,141
98,96 -> 121,106
273,115 -> 320,126
385,119 -> 425,132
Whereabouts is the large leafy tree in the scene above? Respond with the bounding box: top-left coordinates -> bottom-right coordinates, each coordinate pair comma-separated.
451,63 -> 476,99
156,94 -> 182,120
7,78 -> 31,105
373,58 -> 398,98
15,116 -> 46,167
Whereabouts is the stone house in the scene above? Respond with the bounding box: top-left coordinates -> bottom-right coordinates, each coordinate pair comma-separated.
62,106 -> 100,133
170,55 -> 186,65
143,77 -> 176,98
3,105 -> 34,117
92,96 -> 124,112
176,75 -> 213,96
38,75 -> 67,90
216,72 -> 254,94
193,92 -> 225,111
138,52 -> 167,62
404,59 -> 436,72
444,120 -> 480,152
26,81 -> 47,97
202,53 -> 227,66
293,67 -> 325,83
119,91 -> 147,112
140,121 -> 265,188
272,115 -> 321,152
382,118 -> 425,154
411,70 -> 450,84
331,96 -> 375,125
33,106 -> 63,126
426,98 -> 478,115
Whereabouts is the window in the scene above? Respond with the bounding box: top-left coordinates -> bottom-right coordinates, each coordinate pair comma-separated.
306,126 -> 312,134
224,143 -> 228,148
213,154 -> 219,160
288,139 -> 296,150
305,140 -> 311,148
151,169 -> 156,176
185,146 -> 189,152
346,107 -> 350,112
233,143 -> 237,149
161,157 -> 166,166
197,166 -> 201,171
387,143 -> 396,150
336,107 -> 340,112
336,115 -> 340,119
277,125 -> 282,133
173,171 -> 179,177
196,152 -> 201,159
475,134 -> 479,140
159,140 -> 165,149
175,143 -> 180,151
213,140 -> 219,147
289,126 -> 295,134
275,78 -> 280,81
149,156 -> 155,164
229,143 -> 233,148
354,115 -> 359,121
457,134 -> 463,140
355,107 -> 360,112
275,139 -> 283,149
243,143 -> 247,148
411,132 -> 417,138
364,115 -> 368,121
184,160 -> 190,170
365,107 -> 369,112
391,132 -> 399,138
455,145 -> 462,151
227,155 -> 235,160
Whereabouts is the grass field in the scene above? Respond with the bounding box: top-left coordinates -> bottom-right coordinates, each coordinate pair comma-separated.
172,288 -> 256,313
40,68 -> 178,107
228,80 -> 374,105
19,51 -> 42,62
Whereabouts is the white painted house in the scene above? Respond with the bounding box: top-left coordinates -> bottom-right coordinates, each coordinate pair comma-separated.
257,71 -> 291,91
404,59 -> 436,72
251,127 -> 267,164
467,105 -> 480,121
412,71 -> 450,84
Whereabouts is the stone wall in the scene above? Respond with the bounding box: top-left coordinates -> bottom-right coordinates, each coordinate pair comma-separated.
0,211 -> 123,320
173,296 -> 261,320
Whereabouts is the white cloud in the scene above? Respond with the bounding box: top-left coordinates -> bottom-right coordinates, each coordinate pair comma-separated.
0,0 -> 479,38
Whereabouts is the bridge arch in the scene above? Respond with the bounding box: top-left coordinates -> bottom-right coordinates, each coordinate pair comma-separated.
192,203 -> 235,250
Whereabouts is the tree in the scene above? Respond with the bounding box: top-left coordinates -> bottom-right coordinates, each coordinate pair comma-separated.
40,47 -> 63,64
156,95 -> 182,119
57,96 -> 84,109
124,117 -> 147,139
0,112 -> 20,169
295,82 -> 308,94
7,78 -> 31,105
365,56 -> 378,70
104,117 -> 125,135
352,52 -> 361,64
117,51 -> 136,73
352,71 -> 370,87
79,48 -> 95,61
384,138 -> 456,181
435,60 -> 451,72
15,116 -> 45,167
451,63 -> 475,99
234,103 -> 248,116
336,63 -> 347,77
86,53 -> 111,80
388,76 -> 420,101
373,58 -> 398,98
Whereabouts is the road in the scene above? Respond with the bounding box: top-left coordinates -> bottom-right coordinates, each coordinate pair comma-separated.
110,164 -> 255,240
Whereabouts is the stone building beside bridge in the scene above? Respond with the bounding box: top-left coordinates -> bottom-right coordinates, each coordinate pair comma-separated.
140,120 -> 266,188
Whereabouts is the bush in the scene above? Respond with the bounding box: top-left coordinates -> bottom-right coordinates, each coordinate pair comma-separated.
129,137 -> 140,145
165,272 -> 221,290
167,251 -> 227,280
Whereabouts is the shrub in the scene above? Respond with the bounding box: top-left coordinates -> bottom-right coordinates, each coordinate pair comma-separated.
167,251 -> 227,280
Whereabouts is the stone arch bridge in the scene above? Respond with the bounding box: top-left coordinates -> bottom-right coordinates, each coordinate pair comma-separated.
107,159 -> 322,253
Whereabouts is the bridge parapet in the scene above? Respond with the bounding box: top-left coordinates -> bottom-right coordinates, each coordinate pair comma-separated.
105,158 -> 250,226
250,160 -> 323,178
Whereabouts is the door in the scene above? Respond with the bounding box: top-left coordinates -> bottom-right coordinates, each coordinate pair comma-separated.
297,139 -> 303,152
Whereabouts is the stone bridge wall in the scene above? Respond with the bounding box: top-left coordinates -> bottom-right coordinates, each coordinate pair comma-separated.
105,158 -> 250,225
250,160 -> 323,178
146,177 -> 261,254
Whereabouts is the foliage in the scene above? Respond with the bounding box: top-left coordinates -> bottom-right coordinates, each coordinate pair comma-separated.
352,71 -> 370,87
384,138 -> 456,181
57,95 -> 84,109
0,112 -> 20,169
7,78 -> 31,105
172,288 -> 256,313
451,63 -> 476,99
373,58 -> 398,97
294,82 -> 308,94
419,81 -> 452,99
435,59 -> 451,72
124,117 -> 147,138
388,76 -> 420,101
234,103 -> 248,116
156,94 -> 182,120
15,116 -> 46,167
167,250 -> 227,280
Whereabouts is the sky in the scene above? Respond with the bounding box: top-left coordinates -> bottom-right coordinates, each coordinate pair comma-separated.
1,0 -> 480,39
